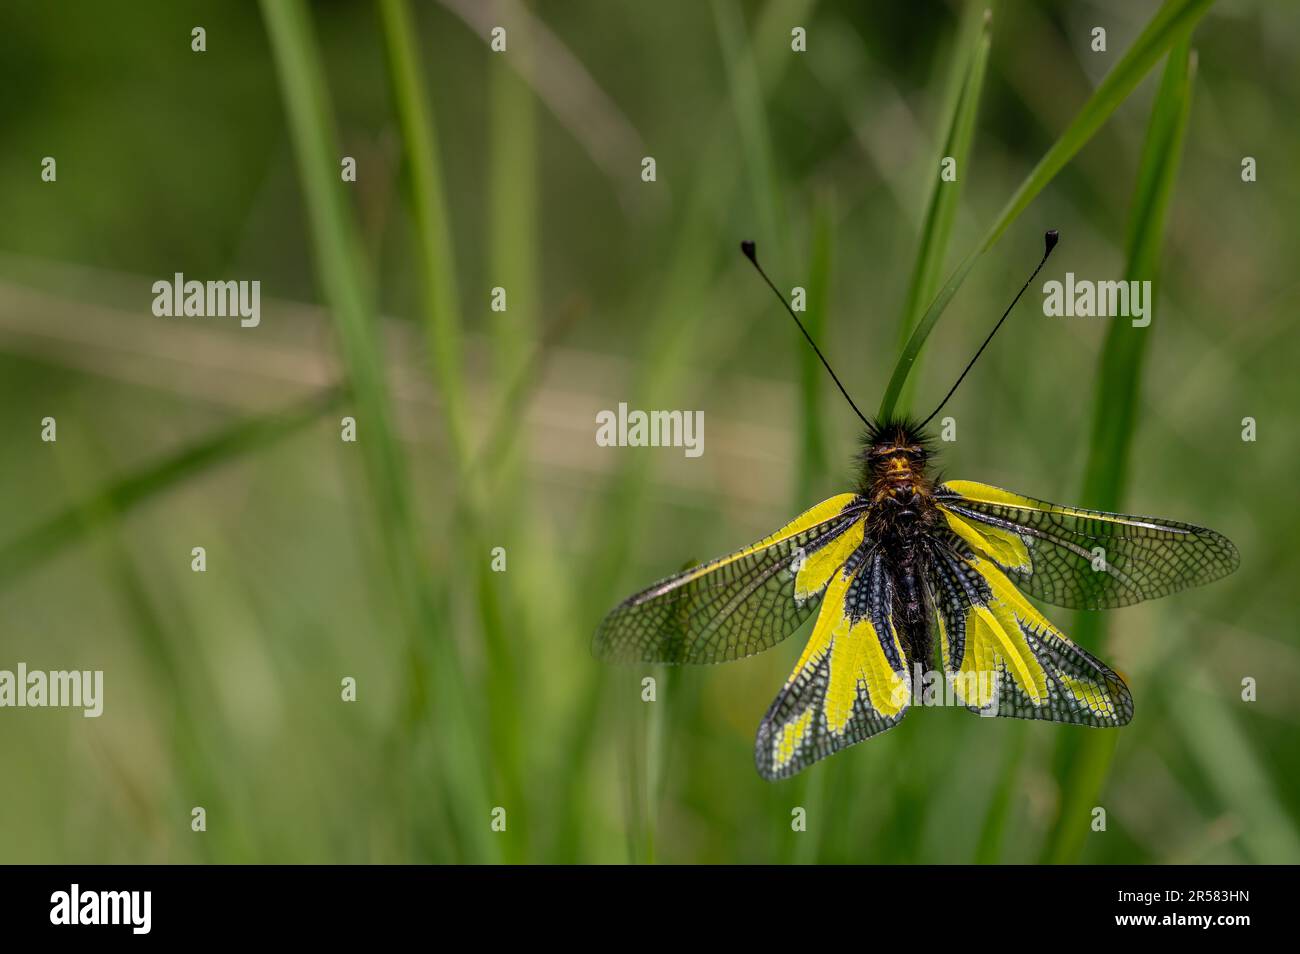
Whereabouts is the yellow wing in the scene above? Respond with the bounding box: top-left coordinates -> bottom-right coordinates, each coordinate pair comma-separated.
594,494 -> 868,664
928,541 -> 1132,726
756,548 -> 912,780
935,480 -> 1238,610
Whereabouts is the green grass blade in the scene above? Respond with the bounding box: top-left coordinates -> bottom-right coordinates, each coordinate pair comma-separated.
0,388 -> 342,588
1081,59 -> 1199,510
554,1 -> 811,861
376,0 -> 471,470
877,0 -> 1215,421
715,0 -> 832,505
712,0 -> 785,256
378,0 -> 529,861
485,32 -> 541,860
979,0 -> 1210,255
878,250 -> 980,419
260,0 -> 496,863
891,7 -> 991,415
488,30 -> 539,492
1042,36 -> 1198,865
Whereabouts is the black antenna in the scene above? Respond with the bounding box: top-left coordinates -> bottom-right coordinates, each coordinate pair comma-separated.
741,240 -> 871,428
918,229 -> 1059,429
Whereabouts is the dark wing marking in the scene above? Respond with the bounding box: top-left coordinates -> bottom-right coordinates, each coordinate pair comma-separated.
755,549 -> 911,780
929,540 -> 1132,727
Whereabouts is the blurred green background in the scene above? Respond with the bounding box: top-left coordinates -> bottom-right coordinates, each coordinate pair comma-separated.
0,0 -> 1297,864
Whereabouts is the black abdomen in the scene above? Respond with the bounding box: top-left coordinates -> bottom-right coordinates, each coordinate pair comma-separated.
880,522 -> 933,671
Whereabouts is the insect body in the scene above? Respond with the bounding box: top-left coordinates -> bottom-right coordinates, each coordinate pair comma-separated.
593,232 -> 1239,780
862,421 -> 939,671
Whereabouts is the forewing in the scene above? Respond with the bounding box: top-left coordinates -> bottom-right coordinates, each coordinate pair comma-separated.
755,549 -> 911,780
936,479 -> 1239,610
594,494 -> 868,664
929,541 -> 1132,727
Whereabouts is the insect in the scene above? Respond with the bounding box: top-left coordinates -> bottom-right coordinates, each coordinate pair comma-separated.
594,230 -> 1239,780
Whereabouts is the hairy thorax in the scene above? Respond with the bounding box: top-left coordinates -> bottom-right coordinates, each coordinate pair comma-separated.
861,441 -> 938,541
